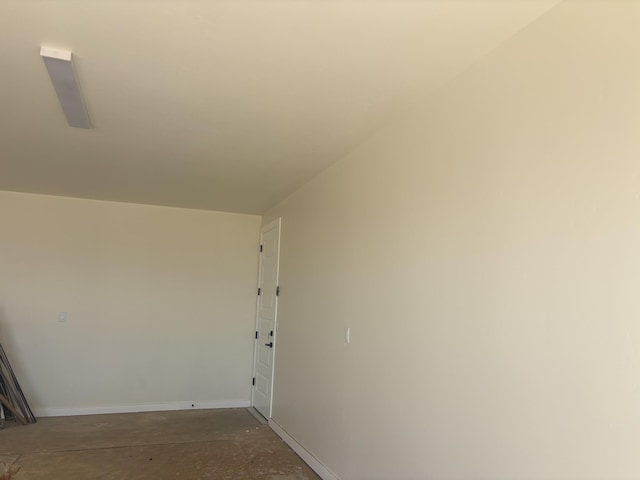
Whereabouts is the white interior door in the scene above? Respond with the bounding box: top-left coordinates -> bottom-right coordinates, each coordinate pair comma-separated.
252,218 -> 281,419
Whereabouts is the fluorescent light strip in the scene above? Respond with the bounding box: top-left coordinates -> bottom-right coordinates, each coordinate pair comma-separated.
40,47 -> 91,129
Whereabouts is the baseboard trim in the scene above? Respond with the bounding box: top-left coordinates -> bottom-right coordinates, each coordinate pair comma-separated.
247,407 -> 268,424
34,400 -> 251,417
269,418 -> 339,480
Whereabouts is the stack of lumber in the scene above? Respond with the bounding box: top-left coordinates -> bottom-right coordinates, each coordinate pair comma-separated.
0,343 -> 36,425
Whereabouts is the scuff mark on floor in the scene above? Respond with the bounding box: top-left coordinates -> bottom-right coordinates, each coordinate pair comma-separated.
0,461 -> 20,480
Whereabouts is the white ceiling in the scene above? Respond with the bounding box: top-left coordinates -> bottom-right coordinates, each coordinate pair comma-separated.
0,0 -> 560,214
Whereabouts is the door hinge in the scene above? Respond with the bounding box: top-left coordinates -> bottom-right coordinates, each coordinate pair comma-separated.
255,331 -> 258,339
257,287 -> 261,296
276,286 -> 280,296
252,377 -> 255,386
259,244 -> 263,252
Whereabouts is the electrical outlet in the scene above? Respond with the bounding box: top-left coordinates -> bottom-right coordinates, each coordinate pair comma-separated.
58,312 -> 67,322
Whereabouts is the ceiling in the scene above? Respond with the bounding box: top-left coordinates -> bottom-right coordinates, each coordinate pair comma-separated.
0,0 -> 560,214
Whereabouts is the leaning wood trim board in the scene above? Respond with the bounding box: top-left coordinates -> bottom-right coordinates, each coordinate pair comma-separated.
0,392 -> 27,424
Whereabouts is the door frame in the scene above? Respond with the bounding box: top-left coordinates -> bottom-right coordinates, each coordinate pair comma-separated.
251,218 -> 281,418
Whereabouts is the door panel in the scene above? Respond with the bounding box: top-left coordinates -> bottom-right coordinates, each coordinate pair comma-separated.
252,219 -> 280,419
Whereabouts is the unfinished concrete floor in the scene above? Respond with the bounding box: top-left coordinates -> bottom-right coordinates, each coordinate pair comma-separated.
0,408 -> 320,479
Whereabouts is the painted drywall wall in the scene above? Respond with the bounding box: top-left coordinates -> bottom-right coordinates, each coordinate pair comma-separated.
265,2 -> 640,479
0,191 -> 261,415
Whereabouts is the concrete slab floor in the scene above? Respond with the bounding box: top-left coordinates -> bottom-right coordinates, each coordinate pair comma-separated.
0,408 -> 321,480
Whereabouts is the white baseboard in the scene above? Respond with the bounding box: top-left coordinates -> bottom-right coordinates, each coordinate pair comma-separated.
34,400 -> 250,417
269,418 -> 339,480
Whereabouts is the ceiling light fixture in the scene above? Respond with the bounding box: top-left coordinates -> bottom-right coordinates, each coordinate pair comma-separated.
40,46 -> 91,129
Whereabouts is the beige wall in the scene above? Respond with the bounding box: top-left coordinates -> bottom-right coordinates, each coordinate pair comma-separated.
265,3 -> 640,479
0,191 -> 261,415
